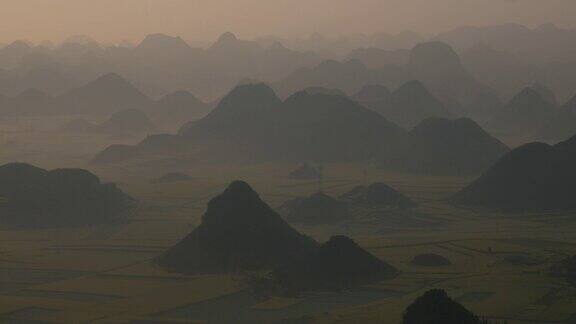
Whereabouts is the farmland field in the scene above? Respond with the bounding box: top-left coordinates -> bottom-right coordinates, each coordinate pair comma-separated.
0,158 -> 575,323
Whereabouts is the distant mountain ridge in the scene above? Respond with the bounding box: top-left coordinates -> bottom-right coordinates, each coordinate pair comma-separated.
93,83 -> 405,164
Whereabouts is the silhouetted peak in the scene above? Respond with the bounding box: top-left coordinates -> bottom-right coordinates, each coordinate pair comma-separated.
272,234 -> 397,291
395,80 -> 430,96
220,180 -> 257,199
137,33 -> 190,51
0,162 -> 46,179
212,83 -> 280,116
403,289 -> 482,324
217,32 -> 238,43
409,41 -> 461,66
158,179 -> 316,273
159,90 -> 203,105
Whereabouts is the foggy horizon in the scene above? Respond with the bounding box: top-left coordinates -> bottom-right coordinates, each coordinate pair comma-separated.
1,0 -> 575,45
2,1 -> 576,323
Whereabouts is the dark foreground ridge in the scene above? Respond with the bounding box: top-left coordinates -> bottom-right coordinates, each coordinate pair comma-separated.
451,134 -> 576,211
0,163 -> 135,228
157,180 -> 317,273
272,235 -> 397,293
403,289 -> 487,324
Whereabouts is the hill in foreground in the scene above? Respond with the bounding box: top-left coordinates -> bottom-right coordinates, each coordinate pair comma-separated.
0,163 -> 134,228
403,289 -> 487,324
157,181 -> 317,273
272,235 -> 397,293
451,134 -> 576,211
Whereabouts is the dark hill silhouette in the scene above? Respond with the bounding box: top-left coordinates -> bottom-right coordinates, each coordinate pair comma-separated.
535,94 -> 576,142
0,163 -> 134,228
279,192 -> 348,225
403,289 -> 484,324
411,253 -> 451,266
373,80 -> 452,128
148,90 -> 211,132
272,235 -> 397,292
94,83 -> 405,163
157,181 -> 317,273
407,41 -> 500,121
409,42 -> 464,79
340,182 -> 416,208
180,84 -> 404,161
98,109 -> 156,134
57,73 -> 152,115
383,117 -> 509,175
272,91 -> 404,161
487,87 -> 555,138
179,83 -> 281,143
135,34 -> 192,57
288,163 -> 321,180
151,172 -> 193,184
451,135 -> 576,210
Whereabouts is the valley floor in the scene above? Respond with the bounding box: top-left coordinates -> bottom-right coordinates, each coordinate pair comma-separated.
0,162 -> 575,323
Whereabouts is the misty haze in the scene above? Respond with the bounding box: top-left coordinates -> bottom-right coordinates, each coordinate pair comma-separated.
1,1 -> 576,323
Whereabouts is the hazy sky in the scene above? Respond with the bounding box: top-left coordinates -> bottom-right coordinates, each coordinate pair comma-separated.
0,0 -> 574,44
